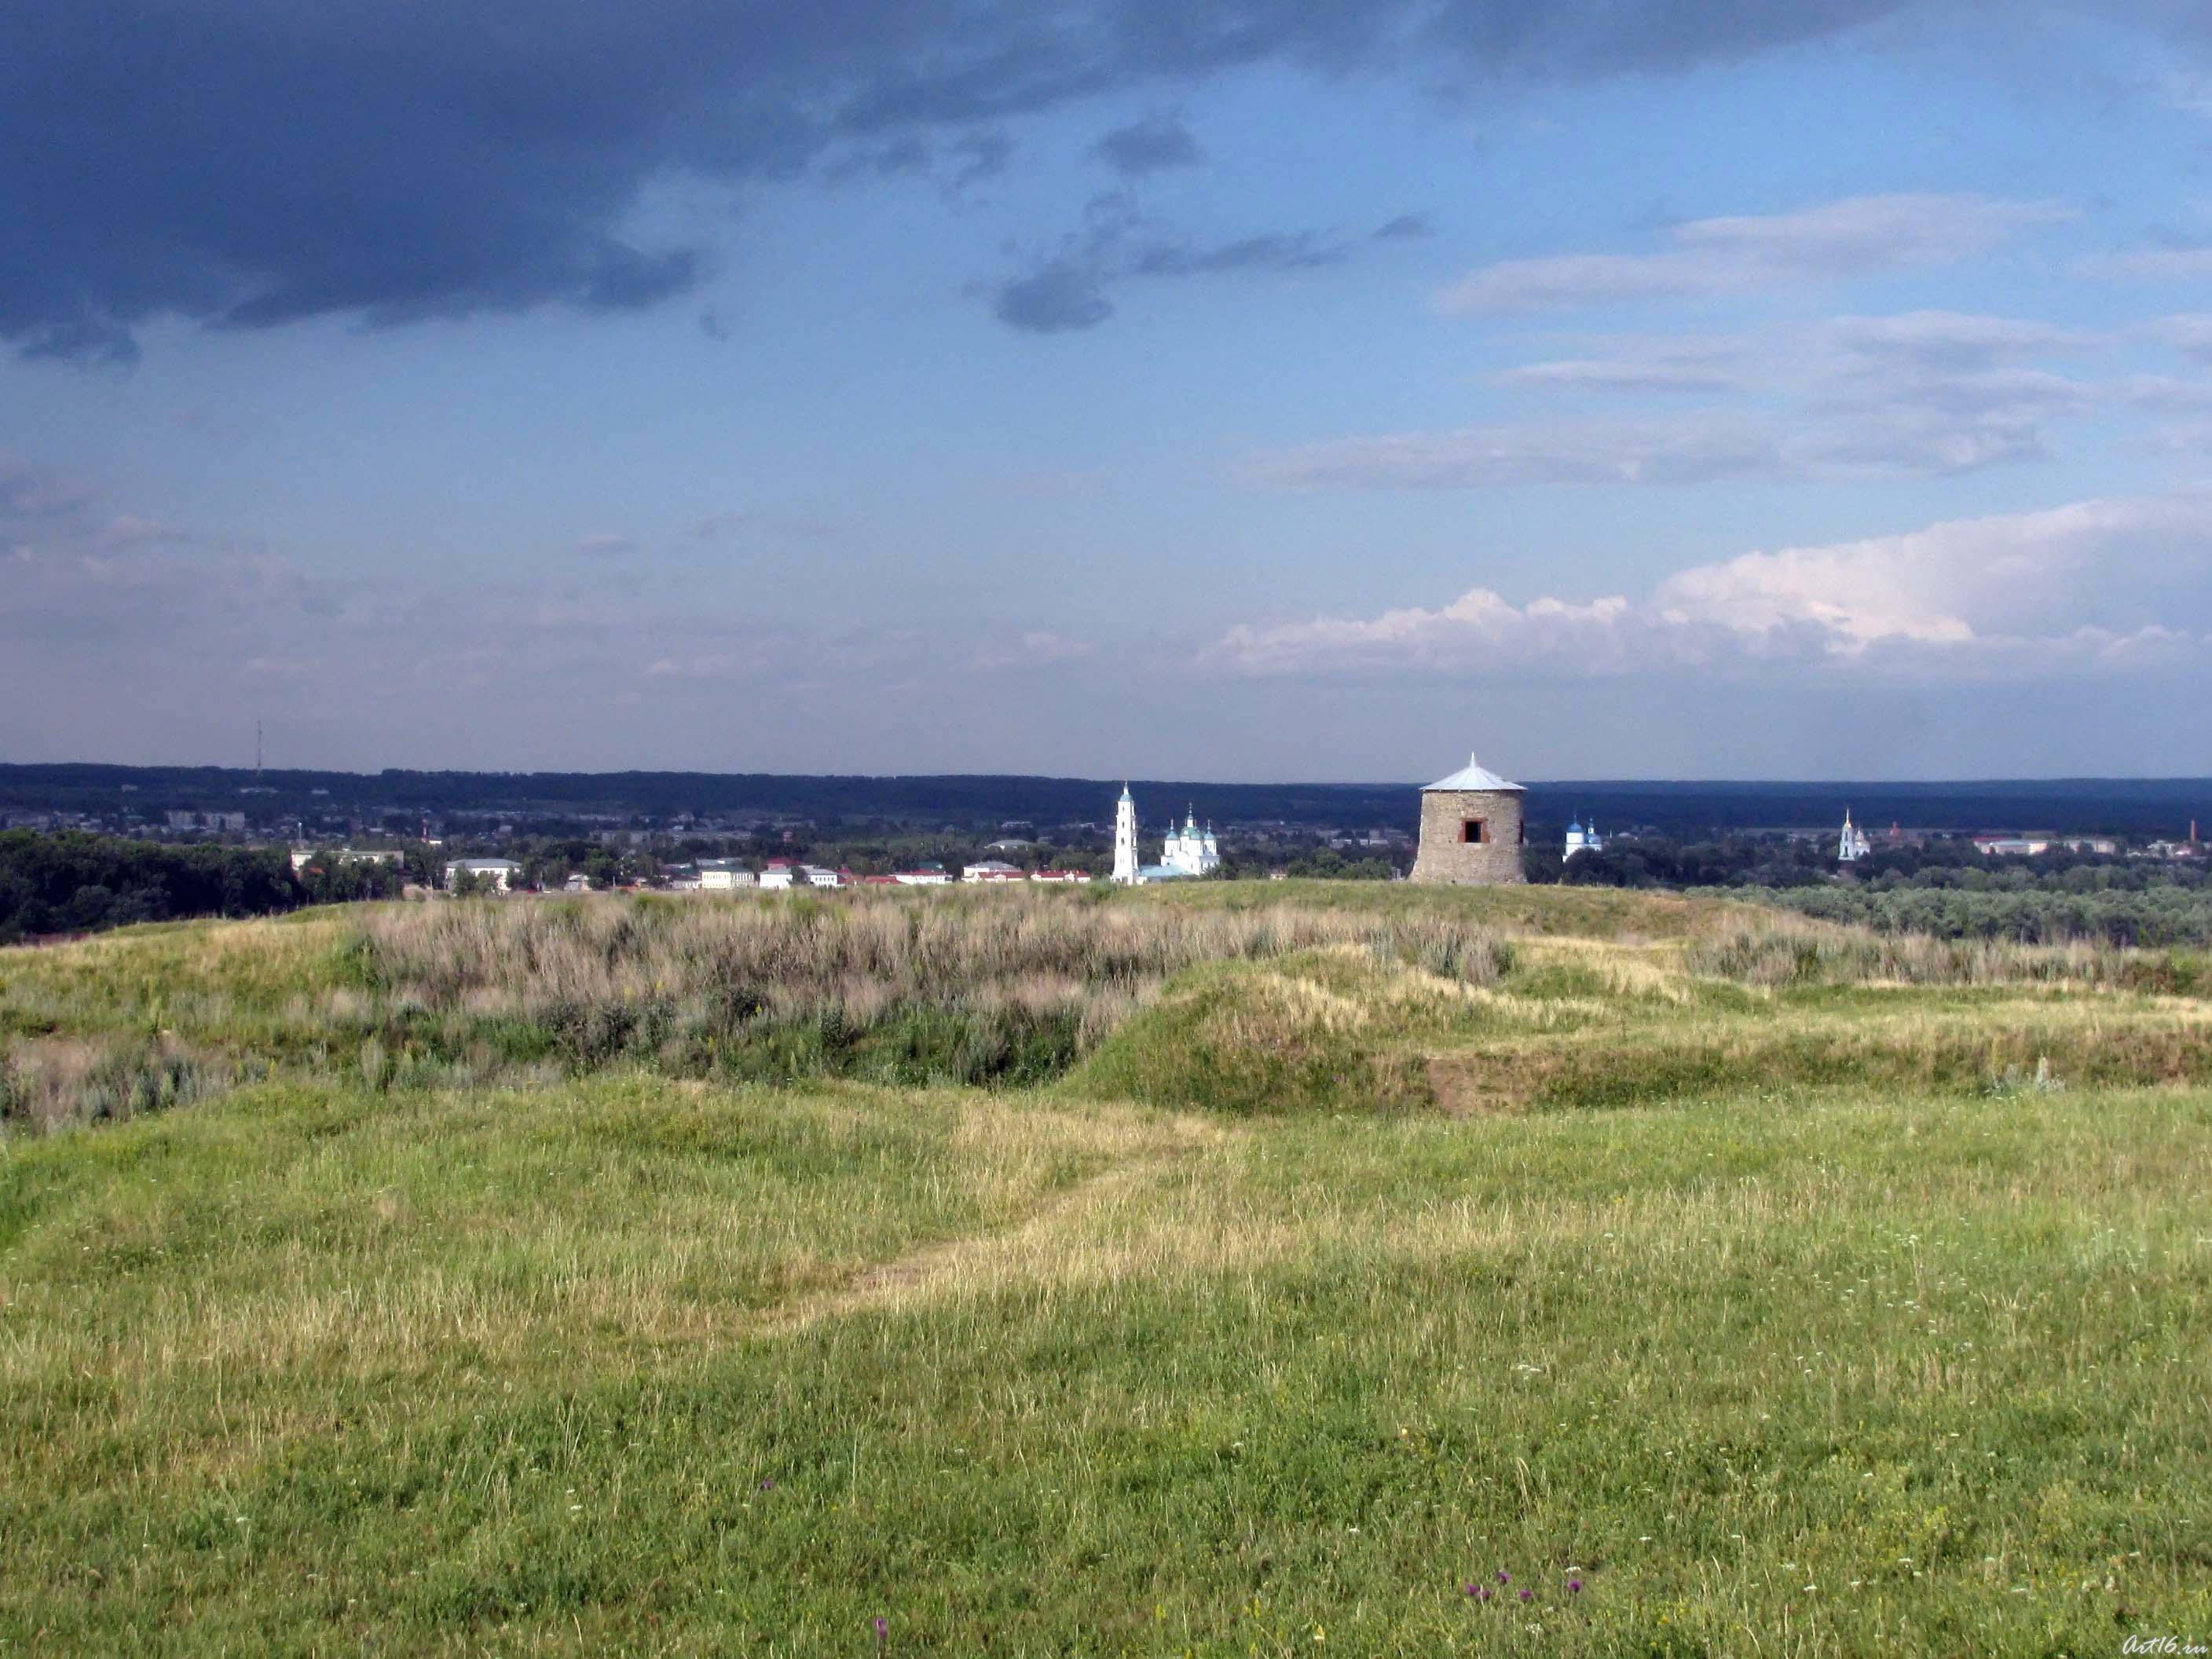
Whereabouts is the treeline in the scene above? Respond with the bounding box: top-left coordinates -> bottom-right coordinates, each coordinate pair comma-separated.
1538,835 -> 1837,888
1778,884 -> 2212,947
1541,833 -> 2212,946
0,832 -> 302,943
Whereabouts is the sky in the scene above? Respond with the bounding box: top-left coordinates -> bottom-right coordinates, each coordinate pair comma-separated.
5,1 -> 2212,783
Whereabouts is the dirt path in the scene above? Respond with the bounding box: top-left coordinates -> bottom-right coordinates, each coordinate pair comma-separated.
760,1147 -> 1205,1332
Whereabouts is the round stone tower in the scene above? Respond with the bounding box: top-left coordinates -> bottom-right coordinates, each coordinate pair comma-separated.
1409,754 -> 1526,885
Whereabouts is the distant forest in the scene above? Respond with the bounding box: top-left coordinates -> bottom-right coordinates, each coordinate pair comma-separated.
3,763 -> 2206,837
0,832 -> 301,943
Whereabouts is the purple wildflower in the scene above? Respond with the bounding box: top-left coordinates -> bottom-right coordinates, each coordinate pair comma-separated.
1477,1587 -> 1494,1602
1569,1579 -> 1584,1594
873,1614 -> 888,1644
760,1479 -> 775,1492
1462,1583 -> 1478,1596
1497,1571 -> 1511,1584
1519,1588 -> 1533,1602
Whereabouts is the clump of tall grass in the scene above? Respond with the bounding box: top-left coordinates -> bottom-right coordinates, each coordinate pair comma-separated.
352,890 -> 1512,1089
1688,911 -> 2128,989
1,1035 -> 235,1132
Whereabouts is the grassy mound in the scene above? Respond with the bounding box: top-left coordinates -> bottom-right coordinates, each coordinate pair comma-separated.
2,1076 -> 2207,1651
5,882 -> 2211,1648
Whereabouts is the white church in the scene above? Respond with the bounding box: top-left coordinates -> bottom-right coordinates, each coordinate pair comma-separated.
1564,815 -> 1605,859
1111,786 -> 1221,884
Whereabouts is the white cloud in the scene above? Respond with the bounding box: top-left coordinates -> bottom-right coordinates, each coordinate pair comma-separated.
1437,196 -> 2070,314
972,628 -> 1097,671
2167,71 -> 2212,120
1260,309 -> 2149,492
2075,247 -> 2212,281
2144,313 -> 2212,362
95,515 -> 192,551
1243,410 -> 2049,491
1499,313 -> 2089,397
1205,496 -> 2212,682
0,451 -> 93,522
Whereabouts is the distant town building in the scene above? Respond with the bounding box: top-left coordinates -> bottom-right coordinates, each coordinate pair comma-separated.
760,859 -> 798,890
289,847 -> 401,873
444,857 -> 521,892
892,867 -> 951,886
698,859 -> 757,891
1030,870 -> 1094,884
961,859 -> 1027,883
1972,835 -> 2051,857
563,872 -> 595,892
1564,815 -> 1605,859
1410,755 -> 1525,886
1837,810 -> 1872,862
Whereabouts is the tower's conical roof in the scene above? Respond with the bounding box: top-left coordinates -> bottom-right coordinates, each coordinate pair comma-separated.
1422,753 -> 1525,793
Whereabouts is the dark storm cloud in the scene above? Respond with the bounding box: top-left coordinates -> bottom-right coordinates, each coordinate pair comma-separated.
949,130 -> 1018,194
991,190 -> 1345,333
823,135 -> 937,183
1094,114 -> 1206,176
0,0 -> 1968,358
994,262 -> 1118,332
1130,232 -> 1345,276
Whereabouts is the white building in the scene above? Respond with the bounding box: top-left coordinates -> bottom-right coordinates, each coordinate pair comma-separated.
892,867 -> 951,886
800,865 -> 844,887
1111,787 -> 1220,884
444,857 -> 522,892
1160,809 -> 1220,877
1031,870 -> 1093,884
289,847 -> 402,873
1972,834 -> 2049,857
759,861 -> 798,890
698,859 -> 758,891
1837,810 -> 1872,862
1563,815 -> 1604,859
1111,786 -> 1141,884
961,859 -> 1027,883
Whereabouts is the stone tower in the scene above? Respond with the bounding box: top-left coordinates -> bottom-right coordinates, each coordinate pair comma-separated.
1410,754 -> 1526,885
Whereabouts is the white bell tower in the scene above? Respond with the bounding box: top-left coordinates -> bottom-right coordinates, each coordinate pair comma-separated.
1111,785 -> 1140,884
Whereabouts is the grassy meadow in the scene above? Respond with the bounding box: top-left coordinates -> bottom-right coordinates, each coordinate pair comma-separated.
2,884 -> 2209,1654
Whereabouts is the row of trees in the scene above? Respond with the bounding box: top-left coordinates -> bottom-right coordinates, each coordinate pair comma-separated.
1533,833 -> 2212,945
1782,884 -> 2212,947
0,831 -> 303,942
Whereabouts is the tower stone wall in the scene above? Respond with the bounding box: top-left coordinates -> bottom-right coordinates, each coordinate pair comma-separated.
1410,788 -> 1525,885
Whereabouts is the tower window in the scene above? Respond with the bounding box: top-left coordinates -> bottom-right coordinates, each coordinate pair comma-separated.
1461,819 -> 1488,844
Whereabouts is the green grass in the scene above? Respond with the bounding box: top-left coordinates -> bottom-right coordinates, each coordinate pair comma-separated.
3,885 -> 2210,1653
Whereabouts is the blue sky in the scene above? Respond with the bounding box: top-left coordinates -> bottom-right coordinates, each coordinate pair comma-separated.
5,1 -> 2212,781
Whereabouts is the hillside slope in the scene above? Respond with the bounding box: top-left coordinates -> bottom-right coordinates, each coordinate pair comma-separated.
3,886 -> 2209,1653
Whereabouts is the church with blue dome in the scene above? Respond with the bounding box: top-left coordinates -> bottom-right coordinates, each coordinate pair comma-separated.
1564,815 -> 1605,859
